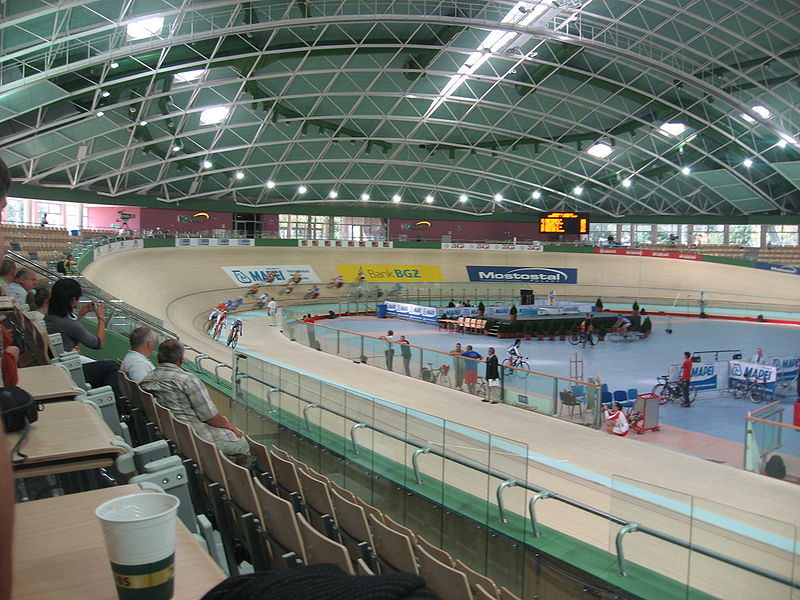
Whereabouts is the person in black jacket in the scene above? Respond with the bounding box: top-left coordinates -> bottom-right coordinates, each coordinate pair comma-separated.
484,347 -> 500,404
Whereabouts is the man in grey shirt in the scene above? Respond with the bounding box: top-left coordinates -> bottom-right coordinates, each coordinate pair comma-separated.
6,268 -> 37,308
120,327 -> 156,383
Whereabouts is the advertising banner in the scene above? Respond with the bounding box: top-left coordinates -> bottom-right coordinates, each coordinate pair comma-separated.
466,266 -> 577,284
175,238 -> 254,247
221,264 -> 321,286
442,243 -> 543,252
385,302 -> 439,323
299,239 -> 393,248
755,262 -> 799,275
728,360 -> 777,395
667,361 -> 729,391
337,264 -> 443,282
594,248 -> 700,261
93,238 -> 143,261
769,355 -> 800,384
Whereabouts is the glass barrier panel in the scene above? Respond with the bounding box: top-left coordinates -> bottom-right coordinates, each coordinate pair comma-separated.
609,475 -> 692,598
688,496 -> 798,600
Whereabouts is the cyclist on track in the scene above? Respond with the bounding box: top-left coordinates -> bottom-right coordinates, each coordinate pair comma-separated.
506,339 -> 522,365
223,299 -> 235,311
212,310 -> 228,339
305,285 -> 321,299
256,293 -> 270,309
231,297 -> 244,311
579,313 -> 595,334
245,284 -> 259,297
206,307 -> 222,333
227,318 -> 243,347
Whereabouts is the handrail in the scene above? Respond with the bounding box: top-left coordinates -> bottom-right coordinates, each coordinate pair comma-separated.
234,360 -> 800,591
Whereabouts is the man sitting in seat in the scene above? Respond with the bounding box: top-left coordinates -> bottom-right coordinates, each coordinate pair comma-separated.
140,339 -> 252,461
119,326 -> 155,383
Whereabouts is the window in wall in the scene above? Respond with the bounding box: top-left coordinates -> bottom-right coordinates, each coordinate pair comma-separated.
279,214 -> 385,240
655,224 -> 682,244
589,223 -> 615,244
618,223 -> 632,245
633,224 -> 653,245
766,225 -> 798,246
692,224 -> 724,245
728,224 -> 759,247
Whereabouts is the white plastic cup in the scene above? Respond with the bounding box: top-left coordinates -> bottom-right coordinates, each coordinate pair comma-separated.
95,493 -> 180,600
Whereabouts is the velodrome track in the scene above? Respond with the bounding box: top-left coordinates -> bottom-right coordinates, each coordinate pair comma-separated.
84,246 -> 800,598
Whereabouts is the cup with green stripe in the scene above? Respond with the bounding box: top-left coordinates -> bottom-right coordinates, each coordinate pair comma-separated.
96,493 -> 180,600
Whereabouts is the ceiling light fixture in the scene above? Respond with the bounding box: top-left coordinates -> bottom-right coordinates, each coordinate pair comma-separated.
96,111 -> 105,117
234,171 -> 244,180
392,194 -> 402,203
109,61 -> 119,69
138,120 -> 148,126
328,190 -> 338,199
494,194 -> 503,202
573,185 -> 583,195
459,194 -> 468,203
742,158 -> 753,168
298,185 -> 307,194
266,180 -> 276,189
622,178 -> 632,188
586,137 -> 613,159
425,194 -> 434,203
681,166 -> 691,175
100,91 -> 110,98
779,133 -> 798,146
531,190 -> 541,199
199,106 -> 230,125
201,160 -> 213,169
659,122 -> 687,136
361,193 -> 370,201
172,145 -> 181,152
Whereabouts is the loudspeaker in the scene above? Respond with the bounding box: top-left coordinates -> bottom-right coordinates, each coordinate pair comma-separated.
520,290 -> 534,305
733,353 -> 742,360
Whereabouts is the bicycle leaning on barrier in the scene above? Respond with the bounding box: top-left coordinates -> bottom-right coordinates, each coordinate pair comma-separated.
652,375 -> 697,406
729,374 -> 769,403
421,362 -> 451,387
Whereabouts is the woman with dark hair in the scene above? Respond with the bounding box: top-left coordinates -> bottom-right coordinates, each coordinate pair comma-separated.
45,278 -> 120,397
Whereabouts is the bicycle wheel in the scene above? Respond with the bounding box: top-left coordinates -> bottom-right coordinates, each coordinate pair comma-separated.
439,374 -> 451,388
475,378 -> 487,397
749,388 -> 765,403
687,382 -> 697,402
568,332 -> 581,345
516,361 -> 530,379
586,332 -> 598,346
230,331 -> 239,348
501,357 -> 515,376
731,381 -> 746,399
652,384 -> 670,405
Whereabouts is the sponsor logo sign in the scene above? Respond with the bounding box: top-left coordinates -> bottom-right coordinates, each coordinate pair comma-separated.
298,239 -> 393,248
442,243 -> 543,252
221,264 -> 321,286
728,360 -> 777,395
594,248 -> 700,261
466,266 -> 577,284
385,302 -> 438,323
337,265 -> 443,282
93,238 -> 143,260
755,262 -> 799,275
174,238 -> 254,247
770,355 -> 799,383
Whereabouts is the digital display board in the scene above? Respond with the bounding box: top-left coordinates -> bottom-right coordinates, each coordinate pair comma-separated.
538,212 -> 589,235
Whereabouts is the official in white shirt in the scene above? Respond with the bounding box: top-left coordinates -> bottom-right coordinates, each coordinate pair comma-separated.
751,347 -> 764,364
120,326 -> 156,382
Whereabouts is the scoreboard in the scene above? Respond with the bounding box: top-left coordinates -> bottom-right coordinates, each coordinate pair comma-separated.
538,212 -> 589,235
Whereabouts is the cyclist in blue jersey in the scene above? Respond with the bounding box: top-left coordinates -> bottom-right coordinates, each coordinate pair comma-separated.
227,318 -> 243,347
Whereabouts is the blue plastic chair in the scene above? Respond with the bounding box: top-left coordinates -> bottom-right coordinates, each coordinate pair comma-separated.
601,390 -> 613,407
627,388 -> 638,401
571,385 -> 587,404
613,389 -> 635,409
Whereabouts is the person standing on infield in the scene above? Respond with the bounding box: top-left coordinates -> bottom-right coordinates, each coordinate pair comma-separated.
680,351 -> 693,407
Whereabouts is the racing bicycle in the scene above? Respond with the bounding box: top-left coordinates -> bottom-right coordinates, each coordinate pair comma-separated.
227,328 -> 240,348
502,356 -> 530,378
730,375 -> 767,403
212,318 -> 226,341
421,363 -> 451,387
652,375 -> 697,405
569,330 -> 598,347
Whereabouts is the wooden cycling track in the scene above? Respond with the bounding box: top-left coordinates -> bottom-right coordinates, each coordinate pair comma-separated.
84,246 -> 800,599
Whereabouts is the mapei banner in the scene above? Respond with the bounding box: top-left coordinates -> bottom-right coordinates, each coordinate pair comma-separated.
729,360 -> 777,395
442,243 -> 543,252
385,302 -> 439,323
93,238 -> 143,261
175,238 -> 254,247
769,355 -> 800,383
337,265 -> 443,282
755,262 -> 799,275
221,264 -> 321,286
466,266 -> 577,284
